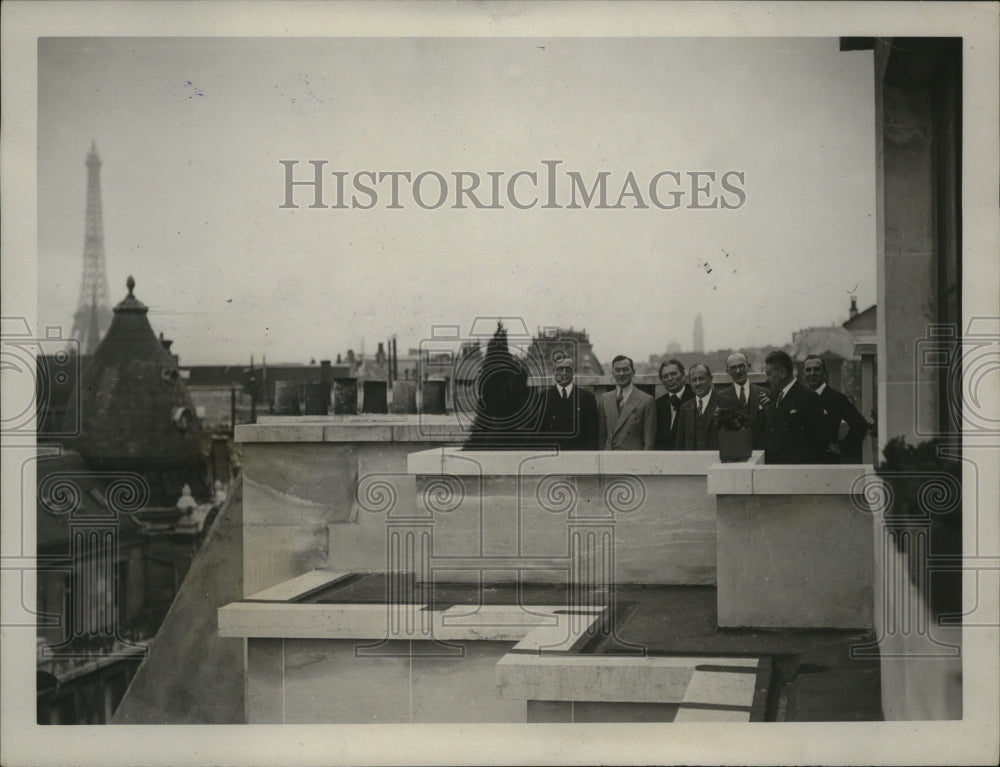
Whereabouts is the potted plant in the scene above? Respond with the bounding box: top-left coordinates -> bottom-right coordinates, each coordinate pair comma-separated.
875,436 -> 962,619
714,405 -> 753,462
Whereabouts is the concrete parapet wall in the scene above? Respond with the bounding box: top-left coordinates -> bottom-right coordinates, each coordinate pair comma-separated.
246,637 -> 523,724
238,416 -> 468,595
406,448 -> 721,585
710,462 -> 875,628
239,420 -> 875,611
238,419 -> 723,592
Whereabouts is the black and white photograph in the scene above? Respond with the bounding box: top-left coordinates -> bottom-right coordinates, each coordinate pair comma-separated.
1,2 -> 998,765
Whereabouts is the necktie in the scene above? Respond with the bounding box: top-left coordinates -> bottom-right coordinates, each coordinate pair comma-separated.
739,386 -> 746,406
616,390 -> 624,414
561,387 -> 568,400
775,391 -> 784,408
669,394 -> 680,410
697,397 -> 703,416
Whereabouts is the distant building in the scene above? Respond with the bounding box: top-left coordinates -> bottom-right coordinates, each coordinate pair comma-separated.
181,363 -> 254,433
66,276 -> 205,504
642,347 -> 771,377
38,276 -> 222,724
36,450 -> 222,724
183,359 -> 352,417
843,296 -> 876,340
692,313 -> 705,354
785,296 -> 871,401
525,327 -> 604,377
354,342 -> 389,381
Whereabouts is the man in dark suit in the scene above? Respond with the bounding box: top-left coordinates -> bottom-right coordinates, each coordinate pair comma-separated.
538,356 -> 599,450
802,355 -> 869,463
597,354 -> 656,450
674,363 -> 719,450
762,350 -> 829,464
654,358 -> 695,450
714,351 -> 770,448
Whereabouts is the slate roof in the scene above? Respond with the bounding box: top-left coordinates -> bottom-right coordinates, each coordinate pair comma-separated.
67,277 -> 202,471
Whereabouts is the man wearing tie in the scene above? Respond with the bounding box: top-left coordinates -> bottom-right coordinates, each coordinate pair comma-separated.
538,356 -> 599,450
597,355 -> 657,450
762,350 -> 829,464
714,352 -> 770,447
802,355 -> 869,463
653,359 -> 695,450
674,363 -> 719,450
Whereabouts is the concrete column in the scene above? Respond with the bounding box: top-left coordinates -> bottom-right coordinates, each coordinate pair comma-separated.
875,40 -> 946,449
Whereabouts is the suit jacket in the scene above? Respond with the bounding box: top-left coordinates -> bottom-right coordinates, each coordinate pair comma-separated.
762,379 -> 829,464
675,392 -> 720,451
714,382 -> 770,449
654,384 -> 695,450
818,385 -> 868,463
538,384 -> 599,450
598,387 -> 657,450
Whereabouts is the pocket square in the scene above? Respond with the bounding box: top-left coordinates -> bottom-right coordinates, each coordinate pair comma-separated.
790,409 -> 798,414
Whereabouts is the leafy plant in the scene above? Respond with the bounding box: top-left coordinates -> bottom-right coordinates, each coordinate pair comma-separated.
714,405 -> 751,431
875,436 -> 962,619
878,435 -> 951,473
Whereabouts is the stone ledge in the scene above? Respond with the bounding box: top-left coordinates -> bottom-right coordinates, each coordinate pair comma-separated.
708,462 -> 874,496
219,595 -> 604,644
705,455 -> 762,494
245,569 -> 352,602
236,415 -> 468,444
496,655 -> 759,704
409,447 -> 733,477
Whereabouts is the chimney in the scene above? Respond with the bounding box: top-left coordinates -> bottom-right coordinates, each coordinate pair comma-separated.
158,332 -> 179,365
849,295 -> 859,319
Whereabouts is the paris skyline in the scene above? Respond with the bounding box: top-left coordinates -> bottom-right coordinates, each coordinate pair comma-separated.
38,36 -> 875,366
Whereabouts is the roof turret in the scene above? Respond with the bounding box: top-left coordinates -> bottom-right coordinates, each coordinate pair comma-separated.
70,277 -> 203,474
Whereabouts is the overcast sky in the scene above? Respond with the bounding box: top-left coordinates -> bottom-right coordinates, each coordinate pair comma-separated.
38,36 -> 875,366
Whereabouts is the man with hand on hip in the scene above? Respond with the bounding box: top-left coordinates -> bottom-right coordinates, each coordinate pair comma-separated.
802,355 -> 869,463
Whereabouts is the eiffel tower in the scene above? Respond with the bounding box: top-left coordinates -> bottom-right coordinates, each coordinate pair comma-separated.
70,141 -> 112,354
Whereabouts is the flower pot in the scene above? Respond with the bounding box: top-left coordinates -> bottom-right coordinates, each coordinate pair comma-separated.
332,378 -> 358,415
719,428 -> 753,463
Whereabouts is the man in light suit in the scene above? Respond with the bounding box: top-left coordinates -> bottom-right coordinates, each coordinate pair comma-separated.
674,363 -> 719,450
762,350 -> 829,464
654,358 -> 695,450
714,351 -> 770,448
597,355 -> 656,450
802,355 -> 869,463
538,356 -> 599,450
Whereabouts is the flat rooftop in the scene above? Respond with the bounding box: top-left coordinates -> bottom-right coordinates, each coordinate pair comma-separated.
296,574 -> 882,722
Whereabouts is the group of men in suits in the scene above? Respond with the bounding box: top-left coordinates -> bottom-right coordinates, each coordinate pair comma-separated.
656,352 -> 770,454
537,350 -> 868,464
